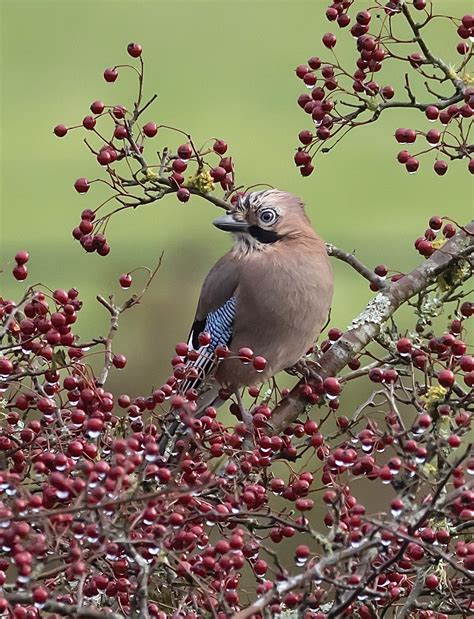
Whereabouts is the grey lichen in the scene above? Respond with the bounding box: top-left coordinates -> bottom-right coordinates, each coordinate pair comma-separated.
347,293 -> 391,331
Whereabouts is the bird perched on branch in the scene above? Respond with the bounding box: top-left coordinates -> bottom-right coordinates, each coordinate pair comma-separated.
160,189 -> 333,454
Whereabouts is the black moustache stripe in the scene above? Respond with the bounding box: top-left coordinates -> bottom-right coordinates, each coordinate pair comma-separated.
248,226 -> 282,244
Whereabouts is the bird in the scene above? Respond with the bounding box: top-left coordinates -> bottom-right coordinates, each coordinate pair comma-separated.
160,189 -> 333,454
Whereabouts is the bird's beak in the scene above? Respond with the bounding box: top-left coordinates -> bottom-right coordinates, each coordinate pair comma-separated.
213,213 -> 250,233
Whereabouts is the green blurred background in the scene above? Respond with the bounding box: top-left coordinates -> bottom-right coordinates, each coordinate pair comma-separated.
1,0 -> 472,400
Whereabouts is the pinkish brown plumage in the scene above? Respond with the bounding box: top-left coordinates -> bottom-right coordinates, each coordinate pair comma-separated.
189,189 -> 333,393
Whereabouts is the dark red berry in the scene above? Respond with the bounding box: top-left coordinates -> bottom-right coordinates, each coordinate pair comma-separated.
127,42 -> 142,58
13,265 -> 28,281
177,188 -> 190,203
143,122 -> 158,137
53,124 -> 68,137
74,178 -> 90,194
213,139 -> 228,155
104,67 -> 118,82
82,115 -> 96,130
322,33 -> 337,48
90,100 -> 105,115
434,160 -> 448,176
119,274 -> 132,289
177,143 -> 192,160
15,251 -> 29,265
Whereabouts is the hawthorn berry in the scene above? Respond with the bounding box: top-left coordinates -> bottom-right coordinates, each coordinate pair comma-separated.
438,369 -> 455,388
104,67 -> 118,82
127,42 -> 142,58
53,124 -> 68,137
90,100 -> 105,115
13,265 -> 28,281
405,157 -> 419,173
434,160 -> 448,176
82,115 -> 96,130
143,122 -> 158,137
177,143 -> 192,160
14,250 -> 29,265
74,178 -> 90,194
213,139 -> 228,154
177,188 -> 190,203
322,32 -> 337,48
119,273 -> 132,289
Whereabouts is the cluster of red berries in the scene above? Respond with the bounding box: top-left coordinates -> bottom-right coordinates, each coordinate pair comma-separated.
54,43 -> 236,255
293,1 -> 474,176
72,208 -> 110,255
0,242 -> 473,617
413,215 -> 457,257
12,250 -> 29,281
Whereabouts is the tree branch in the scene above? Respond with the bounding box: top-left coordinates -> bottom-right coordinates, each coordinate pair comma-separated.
269,221 -> 474,433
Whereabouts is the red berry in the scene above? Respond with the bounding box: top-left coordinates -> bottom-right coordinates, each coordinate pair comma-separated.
457,42 -> 469,55
177,143 -> 192,160
356,10 -> 371,25
112,105 -> 126,119
119,274 -> 132,289
294,150 -> 311,167
53,124 -> 68,137
114,125 -> 128,139
425,574 -> 439,590
381,85 -> 394,99
322,32 -> 337,48
434,160 -> 448,176
295,64 -> 310,78
210,166 -> 226,182
438,369 -> 455,388
104,67 -> 118,82
127,42 -> 142,58
405,157 -> 419,173
82,115 -> 96,130
74,178 -> 90,194
300,164 -> 314,177
112,354 -> 127,369
198,332 -> 211,346
308,57 -> 321,70
253,356 -> 267,372
425,105 -> 439,121
213,139 -> 228,155
143,122 -> 158,137
429,215 -> 442,230
369,368 -> 384,383
97,150 -> 112,166
396,338 -> 412,355
323,377 -> 341,397
90,100 -> 105,115
426,129 -> 441,144
13,265 -> 28,281
239,347 -> 254,362
15,250 -> 29,265
177,188 -> 190,203
298,130 -> 313,145
397,150 -> 410,164
460,355 -> 474,372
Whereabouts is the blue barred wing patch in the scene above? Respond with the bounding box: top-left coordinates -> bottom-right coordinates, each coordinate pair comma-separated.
179,296 -> 236,396
205,296 -> 236,353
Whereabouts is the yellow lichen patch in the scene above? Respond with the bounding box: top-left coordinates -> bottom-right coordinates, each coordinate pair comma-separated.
431,238 -> 446,250
421,385 -> 447,411
185,170 -> 215,194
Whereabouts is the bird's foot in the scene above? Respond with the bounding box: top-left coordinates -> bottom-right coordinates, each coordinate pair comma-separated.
286,357 -> 321,380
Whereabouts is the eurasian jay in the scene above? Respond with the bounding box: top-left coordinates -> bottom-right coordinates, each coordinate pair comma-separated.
169,189 -> 333,421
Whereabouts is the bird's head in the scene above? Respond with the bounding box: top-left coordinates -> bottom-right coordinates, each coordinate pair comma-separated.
213,189 -> 313,249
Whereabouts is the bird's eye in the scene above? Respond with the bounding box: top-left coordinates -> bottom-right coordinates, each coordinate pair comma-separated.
259,209 -> 277,225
